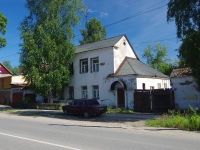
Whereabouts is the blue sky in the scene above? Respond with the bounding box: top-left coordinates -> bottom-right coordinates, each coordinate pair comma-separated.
0,0 -> 181,67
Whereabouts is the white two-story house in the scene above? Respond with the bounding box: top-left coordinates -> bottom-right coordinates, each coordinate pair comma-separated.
63,35 -> 170,109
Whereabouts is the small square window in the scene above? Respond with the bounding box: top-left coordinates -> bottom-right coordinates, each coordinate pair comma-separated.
93,85 -> 99,99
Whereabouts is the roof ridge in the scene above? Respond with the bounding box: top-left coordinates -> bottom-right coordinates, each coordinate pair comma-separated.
76,34 -> 125,47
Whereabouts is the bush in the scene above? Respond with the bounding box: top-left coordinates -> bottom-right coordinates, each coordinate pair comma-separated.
146,106 -> 200,131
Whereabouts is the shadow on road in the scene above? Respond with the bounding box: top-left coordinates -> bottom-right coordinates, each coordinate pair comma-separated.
0,107 -> 159,124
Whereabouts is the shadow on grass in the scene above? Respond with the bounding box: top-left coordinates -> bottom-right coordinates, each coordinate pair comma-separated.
0,108 -> 159,124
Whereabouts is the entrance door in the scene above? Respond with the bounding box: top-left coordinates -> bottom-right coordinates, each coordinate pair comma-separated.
117,88 -> 125,108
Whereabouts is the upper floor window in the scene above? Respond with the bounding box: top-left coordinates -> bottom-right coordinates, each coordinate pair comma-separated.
69,63 -> 74,75
91,58 -> 99,72
82,86 -> 87,99
93,85 -> 99,99
80,59 -> 88,73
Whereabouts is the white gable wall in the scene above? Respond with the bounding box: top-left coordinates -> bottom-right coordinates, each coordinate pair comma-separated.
113,36 -> 137,72
171,76 -> 200,110
65,47 -> 116,102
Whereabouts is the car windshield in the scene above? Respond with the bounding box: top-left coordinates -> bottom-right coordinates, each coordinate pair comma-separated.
87,100 -> 99,105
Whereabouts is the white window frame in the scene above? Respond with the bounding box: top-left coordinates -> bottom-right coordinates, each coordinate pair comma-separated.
91,58 -> 99,72
157,83 -> 161,89
164,83 -> 167,89
92,85 -> 99,99
80,59 -> 88,73
81,86 -> 87,99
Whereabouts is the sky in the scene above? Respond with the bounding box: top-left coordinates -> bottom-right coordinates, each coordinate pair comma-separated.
0,0 -> 181,67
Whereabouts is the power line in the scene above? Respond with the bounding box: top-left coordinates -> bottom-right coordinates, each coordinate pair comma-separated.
105,4 -> 167,27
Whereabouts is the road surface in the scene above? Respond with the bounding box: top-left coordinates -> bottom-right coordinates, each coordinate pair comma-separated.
0,112 -> 199,150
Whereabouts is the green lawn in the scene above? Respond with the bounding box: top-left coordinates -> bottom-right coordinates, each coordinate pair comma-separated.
146,108 -> 200,131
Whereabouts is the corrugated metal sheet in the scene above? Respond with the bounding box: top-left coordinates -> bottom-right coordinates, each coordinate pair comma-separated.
76,35 -> 124,53
117,58 -> 169,78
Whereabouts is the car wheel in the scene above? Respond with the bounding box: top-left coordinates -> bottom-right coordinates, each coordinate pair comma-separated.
64,109 -> 68,115
84,112 -> 90,118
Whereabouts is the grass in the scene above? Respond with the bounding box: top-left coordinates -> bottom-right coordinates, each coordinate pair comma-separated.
106,107 -> 134,114
146,107 -> 200,131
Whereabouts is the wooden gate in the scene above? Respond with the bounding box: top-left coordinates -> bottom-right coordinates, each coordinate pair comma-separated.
134,89 -> 174,112
134,90 -> 151,112
12,93 -> 23,104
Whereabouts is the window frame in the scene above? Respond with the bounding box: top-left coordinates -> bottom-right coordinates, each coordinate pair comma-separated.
92,85 -> 99,99
68,86 -> 74,99
91,57 -> 99,72
81,86 -> 87,99
80,58 -> 88,73
157,83 -> 161,89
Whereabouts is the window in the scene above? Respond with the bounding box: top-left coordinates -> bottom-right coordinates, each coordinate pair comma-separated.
93,85 -> 99,99
80,59 -> 88,73
68,86 -> 74,99
157,83 -> 161,89
77,100 -> 84,106
164,83 -> 167,89
82,86 -> 87,99
69,63 -> 74,75
142,83 -> 145,90
91,58 -> 99,72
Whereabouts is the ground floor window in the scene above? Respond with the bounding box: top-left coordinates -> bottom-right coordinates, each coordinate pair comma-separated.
92,85 -> 99,99
82,86 -> 87,99
68,86 -> 74,99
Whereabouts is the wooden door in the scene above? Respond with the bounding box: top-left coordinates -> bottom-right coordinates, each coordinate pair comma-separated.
117,88 -> 125,108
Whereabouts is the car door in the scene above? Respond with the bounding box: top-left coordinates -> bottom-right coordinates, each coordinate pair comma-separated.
77,100 -> 85,114
69,100 -> 78,114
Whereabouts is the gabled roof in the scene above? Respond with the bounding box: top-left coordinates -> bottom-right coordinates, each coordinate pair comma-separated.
170,67 -> 192,78
113,57 -> 169,78
0,62 -> 12,75
75,35 -> 139,60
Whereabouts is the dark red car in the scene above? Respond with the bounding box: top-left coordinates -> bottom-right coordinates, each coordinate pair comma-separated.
62,99 -> 107,118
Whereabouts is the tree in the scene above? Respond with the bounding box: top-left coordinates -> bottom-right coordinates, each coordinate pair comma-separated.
2,60 -> 19,75
167,0 -> 200,39
19,0 -> 86,103
167,0 -> 200,87
178,31 -> 200,86
0,12 -> 8,48
142,43 -> 178,76
79,18 -> 106,45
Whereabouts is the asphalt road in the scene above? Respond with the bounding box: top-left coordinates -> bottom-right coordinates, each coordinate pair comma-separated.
0,112 -> 200,150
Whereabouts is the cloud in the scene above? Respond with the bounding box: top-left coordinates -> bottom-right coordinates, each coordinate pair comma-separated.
87,9 -> 95,13
100,12 -> 108,17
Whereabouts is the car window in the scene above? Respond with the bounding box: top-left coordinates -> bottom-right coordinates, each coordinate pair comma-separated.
87,100 -> 99,105
73,100 -> 78,106
77,100 -> 83,106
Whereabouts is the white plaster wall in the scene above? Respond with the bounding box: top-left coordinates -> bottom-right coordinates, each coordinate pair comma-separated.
136,77 -> 171,89
114,37 -> 137,72
65,47 -> 115,103
171,76 -> 200,110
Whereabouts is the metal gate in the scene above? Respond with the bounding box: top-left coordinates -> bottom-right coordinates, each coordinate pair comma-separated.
134,89 -> 174,112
